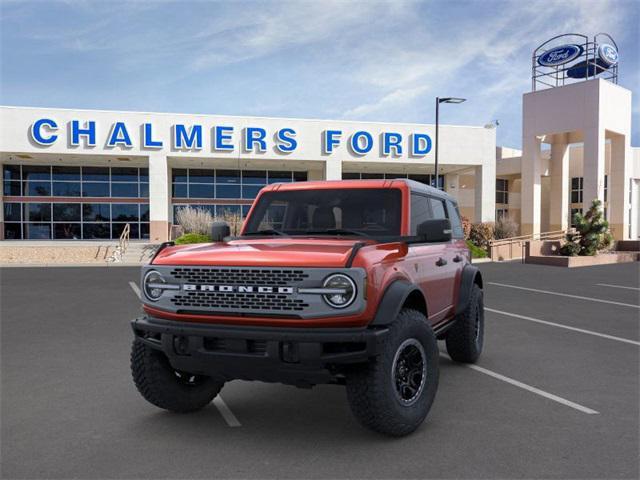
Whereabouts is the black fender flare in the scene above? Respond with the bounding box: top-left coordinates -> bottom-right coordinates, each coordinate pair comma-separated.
370,280 -> 425,326
455,265 -> 483,315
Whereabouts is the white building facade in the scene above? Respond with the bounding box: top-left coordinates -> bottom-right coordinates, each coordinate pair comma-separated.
0,106 -> 496,242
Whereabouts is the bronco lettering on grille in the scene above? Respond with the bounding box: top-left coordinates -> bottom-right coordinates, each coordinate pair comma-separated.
183,284 -> 295,294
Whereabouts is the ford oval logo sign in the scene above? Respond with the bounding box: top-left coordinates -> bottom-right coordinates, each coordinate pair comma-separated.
538,44 -> 583,67
598,44 -> 618,66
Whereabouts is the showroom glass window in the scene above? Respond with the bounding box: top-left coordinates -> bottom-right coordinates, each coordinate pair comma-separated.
342,172 -> 445,190
171,168 -> 307,220
496,179 -> 508,204
2,164 -> 149,240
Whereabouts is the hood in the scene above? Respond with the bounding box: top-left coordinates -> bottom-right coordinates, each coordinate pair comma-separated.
152,238 -> 372,267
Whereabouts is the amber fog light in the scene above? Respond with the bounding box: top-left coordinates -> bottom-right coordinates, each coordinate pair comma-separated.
322,274 -> 356,308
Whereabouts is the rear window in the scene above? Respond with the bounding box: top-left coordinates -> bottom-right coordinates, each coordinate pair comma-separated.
244,188 -> 402,236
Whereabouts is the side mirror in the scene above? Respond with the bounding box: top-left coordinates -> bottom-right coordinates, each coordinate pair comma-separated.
417,219 -> 452,243
211,221 -> 231,242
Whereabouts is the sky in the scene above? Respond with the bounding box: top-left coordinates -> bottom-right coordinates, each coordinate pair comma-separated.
1,0 -> 638,148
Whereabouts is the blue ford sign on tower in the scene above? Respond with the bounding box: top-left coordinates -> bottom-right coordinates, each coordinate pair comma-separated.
598,44 -> 618,66
537,44 -> 583,67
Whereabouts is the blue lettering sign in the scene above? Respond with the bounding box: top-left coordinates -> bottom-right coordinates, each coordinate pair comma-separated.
383,132 -> 403,156
30,118 -> 58,145
107,122 -> 132,148
143,123 -> 163,148
244,127 -> 267,152
173,124 -> 202,150
323,130 -> 342,154
350,131 -> 373,155
71,120 -> 96,147
275,128 -> 297,153
411,133 -> 432,156
214,126 -> 234,151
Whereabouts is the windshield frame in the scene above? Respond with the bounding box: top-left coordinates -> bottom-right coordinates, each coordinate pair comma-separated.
241,187 -> 405,239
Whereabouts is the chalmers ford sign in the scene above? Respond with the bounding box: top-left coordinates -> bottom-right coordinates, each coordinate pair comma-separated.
28,118 -> 434,157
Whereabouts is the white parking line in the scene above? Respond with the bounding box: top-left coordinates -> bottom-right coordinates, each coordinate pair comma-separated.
129,281 -> 141,300
486,307 -> 640,346
596,283 -> 640,291
441,354 -> 599,415
213,397 -> 242,427
488,282 -> 640,309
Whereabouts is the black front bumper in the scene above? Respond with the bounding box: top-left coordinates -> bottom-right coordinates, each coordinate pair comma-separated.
131,316 -> 388,386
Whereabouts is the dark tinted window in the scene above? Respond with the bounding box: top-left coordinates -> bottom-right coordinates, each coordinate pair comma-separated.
3,165 -> 21,181
189,169 -> 215,183
429,198 -> 448,220
83,203 -> 110,221
410,194 -> 432,235
112,204 -> 139,221
25,203 -> 51,221
54,223 -> 81,239
3,181 -> 21,196
23,165 -> 50,181
245,188 -> 402,236
52,182 -> 81,197
111,183 -> 139,197
52,166 -> 80,181
26,181 -> 51,196
82,182 -> 109,197
446,200 -> 464,238
4,203 -> 21,221
111,167 -> 138,181
82,167 -> 109,182
53,204 -> 81,221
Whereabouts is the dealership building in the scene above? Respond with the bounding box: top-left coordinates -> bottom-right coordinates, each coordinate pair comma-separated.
0,34 -> 638,243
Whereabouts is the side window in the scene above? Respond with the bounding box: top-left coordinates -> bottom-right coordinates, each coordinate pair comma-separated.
429,197 -> 447,220
446,200 -> 464,239
410,194 -> 432,234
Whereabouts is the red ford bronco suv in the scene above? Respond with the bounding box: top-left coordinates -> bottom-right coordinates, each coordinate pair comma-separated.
131,179 -> 484,436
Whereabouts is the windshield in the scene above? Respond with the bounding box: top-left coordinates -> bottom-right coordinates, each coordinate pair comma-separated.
243,188 -> 402,237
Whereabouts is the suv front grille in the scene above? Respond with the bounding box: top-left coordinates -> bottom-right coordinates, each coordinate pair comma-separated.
171,291 -> 309,311
170,268 -> 308,286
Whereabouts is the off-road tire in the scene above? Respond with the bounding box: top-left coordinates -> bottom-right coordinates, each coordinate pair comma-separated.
131,340 -> 224,413
445,283 -> 484,363
345,309 -> 439,436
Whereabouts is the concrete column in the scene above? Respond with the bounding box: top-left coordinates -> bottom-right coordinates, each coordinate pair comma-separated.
582,126 -> 605,211
473,163 -> 495,223
521,135 -> 542,236
307,169 -> 324,181
609,134 -> 631,240
549,135 -> 570,231
148,153 -> 170,242
324,159 -> 342,180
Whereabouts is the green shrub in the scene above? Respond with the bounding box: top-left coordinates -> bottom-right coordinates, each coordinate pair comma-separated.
466,240 -> 487,258
560,199 -> 613,256
469,222 -> 495,251
174,233 -> 212,245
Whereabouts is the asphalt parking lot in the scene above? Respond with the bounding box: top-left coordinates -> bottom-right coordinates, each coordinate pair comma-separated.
1,261 -> 639,479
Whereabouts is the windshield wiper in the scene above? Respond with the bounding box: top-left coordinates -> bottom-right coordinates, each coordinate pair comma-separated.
304,228 -> 368,237
243,229 -> 287,236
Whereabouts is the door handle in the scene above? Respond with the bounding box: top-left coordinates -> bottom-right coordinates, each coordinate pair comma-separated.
435,257 -> 447,267
453,255 -> 463,263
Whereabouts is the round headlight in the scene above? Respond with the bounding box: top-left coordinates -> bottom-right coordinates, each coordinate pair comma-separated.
322,274 -> 356,308
143,270 -> 165,301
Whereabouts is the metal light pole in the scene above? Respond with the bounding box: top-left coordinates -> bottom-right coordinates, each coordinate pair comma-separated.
435,97 -> 466,190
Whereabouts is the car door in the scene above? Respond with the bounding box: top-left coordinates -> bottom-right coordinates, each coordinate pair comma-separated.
445,199 -> 468,297
408,193 -> 453,323
424,196 -> 458,319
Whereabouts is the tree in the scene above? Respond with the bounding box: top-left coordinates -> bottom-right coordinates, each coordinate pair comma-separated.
560,199 -> 613,256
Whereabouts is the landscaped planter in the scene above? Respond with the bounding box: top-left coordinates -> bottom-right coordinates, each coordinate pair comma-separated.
525,251 -> 639,267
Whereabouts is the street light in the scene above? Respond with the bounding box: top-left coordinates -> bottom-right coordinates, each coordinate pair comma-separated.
435,97 -> 466,190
